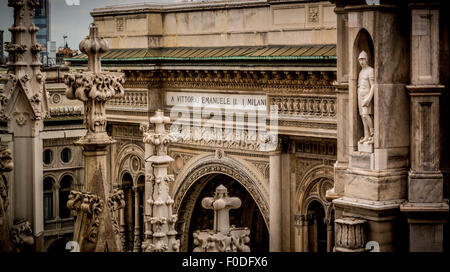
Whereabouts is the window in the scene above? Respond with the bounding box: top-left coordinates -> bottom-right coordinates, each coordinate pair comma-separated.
43,149 -> 53,165
61,148 -> 72,163
43,177 -> 54,220
59,175 -> 73,219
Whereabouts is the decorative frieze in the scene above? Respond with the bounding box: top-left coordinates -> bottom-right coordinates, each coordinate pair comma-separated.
123,69 -> 336,93
172,125 -> 276,152
296,138 -> 337,157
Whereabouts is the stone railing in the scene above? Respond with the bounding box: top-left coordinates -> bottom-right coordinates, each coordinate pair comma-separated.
107,90 -> 147,109
269,95 -> 336,118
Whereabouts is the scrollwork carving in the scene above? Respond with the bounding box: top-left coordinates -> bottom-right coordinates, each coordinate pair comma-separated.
66,190 -> 104,243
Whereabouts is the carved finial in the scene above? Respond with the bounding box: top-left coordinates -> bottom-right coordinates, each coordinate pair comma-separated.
149,110 -> 170,134
79,24 -> 109,73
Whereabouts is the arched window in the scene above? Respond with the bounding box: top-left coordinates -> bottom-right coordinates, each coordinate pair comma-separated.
43,177 -> 54,221
59,175 -> 73,219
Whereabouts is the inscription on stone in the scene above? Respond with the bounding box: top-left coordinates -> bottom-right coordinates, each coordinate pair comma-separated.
166,92 -> 266,110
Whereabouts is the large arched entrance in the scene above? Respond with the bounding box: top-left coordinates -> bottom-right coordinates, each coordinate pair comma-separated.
179,173 -> 269,252
173,156 -> 269,252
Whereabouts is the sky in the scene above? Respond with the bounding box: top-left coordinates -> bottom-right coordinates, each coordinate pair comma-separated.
0,0 -> 178,51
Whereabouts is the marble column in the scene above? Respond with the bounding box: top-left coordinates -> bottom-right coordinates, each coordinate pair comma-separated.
400,5 -> 448,252
269,150 -> 282,252
126,188 -> 133,251
54,184 -> 60,220
326,220 -> 333,252
65,23 -> 125,252
119,207 -> 126,250
133,186 -> 141,252
293,214 -> 303,252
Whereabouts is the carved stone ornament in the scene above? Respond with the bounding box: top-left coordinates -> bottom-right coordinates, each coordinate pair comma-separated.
64,23 -> 124,142
11,219 -> 34,251
107,189 -> 126,234
0,144 -> 15,252
141,110 -> 180,252
67,190 -> 104,243
357,50 -> 375,150
334,217 -> 367,252
0,145 -> 13,214
192,185 -> 251,252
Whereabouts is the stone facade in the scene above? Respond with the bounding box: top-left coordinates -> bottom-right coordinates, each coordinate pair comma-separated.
0,0 -> 448,252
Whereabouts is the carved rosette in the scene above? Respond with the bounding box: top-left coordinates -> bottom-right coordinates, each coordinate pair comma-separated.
334,217 -> 367,252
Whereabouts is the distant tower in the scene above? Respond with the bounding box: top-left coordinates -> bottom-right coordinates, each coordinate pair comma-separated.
33,0 -> 50,58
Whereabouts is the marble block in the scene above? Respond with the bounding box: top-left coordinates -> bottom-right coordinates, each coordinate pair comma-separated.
358,142 -> 373,153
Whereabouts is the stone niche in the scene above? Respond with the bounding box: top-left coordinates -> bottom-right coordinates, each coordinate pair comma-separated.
333,5 -> 411,252
344,9 -> 410,202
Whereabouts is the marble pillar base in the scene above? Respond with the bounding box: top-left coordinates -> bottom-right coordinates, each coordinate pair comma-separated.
344,168 -> 407,201
400,202 -> 448,252
358,142 -> 373,153
333,197 -> 404,252
408,171 -> 443,203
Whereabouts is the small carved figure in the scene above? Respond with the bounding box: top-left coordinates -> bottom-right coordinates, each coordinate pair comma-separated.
357,50 -> 375,144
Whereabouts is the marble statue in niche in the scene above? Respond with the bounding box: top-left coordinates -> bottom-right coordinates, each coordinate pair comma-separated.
357,50 -> 374,148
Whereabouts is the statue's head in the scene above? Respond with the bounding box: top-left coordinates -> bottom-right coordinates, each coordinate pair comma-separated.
0,144 -> 13,172
358,50 -> 369,68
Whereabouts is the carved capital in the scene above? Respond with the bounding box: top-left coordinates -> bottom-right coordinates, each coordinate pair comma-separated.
334,217 -> 367,252
65,72 -> 124,134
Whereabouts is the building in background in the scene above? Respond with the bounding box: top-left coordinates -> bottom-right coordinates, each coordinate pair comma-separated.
0,0 -> 448,253
34,0 -> 50,60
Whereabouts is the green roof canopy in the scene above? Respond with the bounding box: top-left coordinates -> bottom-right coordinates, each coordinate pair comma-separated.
66,45 -> 336,63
